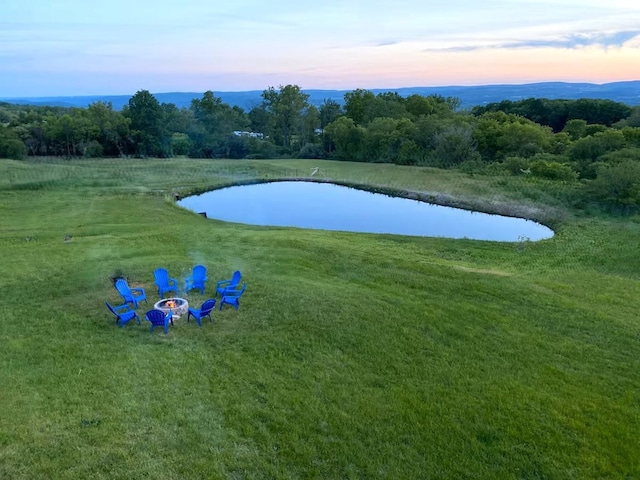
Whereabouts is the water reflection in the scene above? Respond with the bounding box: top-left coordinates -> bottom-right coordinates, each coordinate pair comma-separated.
178,181 -> 553,242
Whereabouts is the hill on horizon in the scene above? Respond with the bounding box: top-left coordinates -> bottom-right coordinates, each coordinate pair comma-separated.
2,81 -> 639,110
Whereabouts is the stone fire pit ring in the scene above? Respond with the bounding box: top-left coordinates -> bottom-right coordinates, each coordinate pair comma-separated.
154,297 -> 189,319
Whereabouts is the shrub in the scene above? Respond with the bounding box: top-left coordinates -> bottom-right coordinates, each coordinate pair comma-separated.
245,139 -> 277,159
459,159 -> 488,174
298,143 -> 325,159
433,124 -> 481,168
502,156 -> 531,175
529,159 -> 577,181
396,140 -> 422,166
171,133 -> 192,156
0,125 -> 27,159
583,124 -> 607,136
0,138 -> 27,160
621,127 -> 640,147
588,160 -> 640,212
599,148 -> 640,165
83,140 -> 104,158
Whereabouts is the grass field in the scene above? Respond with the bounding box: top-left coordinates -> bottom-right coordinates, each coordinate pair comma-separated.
0,157 -> 639,479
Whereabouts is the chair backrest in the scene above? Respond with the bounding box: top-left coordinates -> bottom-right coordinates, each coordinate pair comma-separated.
154,268 -> 170,286
229,270 -> 242,289
105,302 -> 118,316
192,265 -> 207,281
145,309 -> 166,325
200,299 -> 216,315
114,279 -> 132,297
229,282 -> 247,297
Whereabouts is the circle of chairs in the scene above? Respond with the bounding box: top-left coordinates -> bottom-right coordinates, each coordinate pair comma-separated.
106,268 -> 246,334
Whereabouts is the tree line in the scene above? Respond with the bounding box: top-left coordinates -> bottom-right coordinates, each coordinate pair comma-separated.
1,85 -> 640,211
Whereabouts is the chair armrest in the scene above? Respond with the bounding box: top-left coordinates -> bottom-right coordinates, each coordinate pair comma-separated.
223,282 -> 246,297
216,280 -> 230,288
222,288 -> 242,296
113,303 -> 131,312
169,278 -> 178,286
130,288 -> 145,295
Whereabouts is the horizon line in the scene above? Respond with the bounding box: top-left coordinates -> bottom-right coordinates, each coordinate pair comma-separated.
2,79 -> 639,100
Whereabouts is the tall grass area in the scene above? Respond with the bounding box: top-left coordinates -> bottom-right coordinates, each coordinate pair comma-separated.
0,157 -> 639,479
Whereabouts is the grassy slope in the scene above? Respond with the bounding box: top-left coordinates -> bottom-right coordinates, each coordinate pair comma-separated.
0,158 -> 639,479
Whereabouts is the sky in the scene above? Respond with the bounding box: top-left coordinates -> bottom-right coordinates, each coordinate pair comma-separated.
1,0 -> 639,98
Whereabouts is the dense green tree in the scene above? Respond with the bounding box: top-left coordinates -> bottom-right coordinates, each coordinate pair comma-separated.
562,119 -> 588,140
598,147 -> 640,165
162,102 -> 192,135
344,90 -> 428,126
406,94 -> 450,118
588,160 -> 640,212
411,115 -> 443,152
367,92 -> 408,121
548,131 -> 571,155
248,105 -> 271,135
12,117 -> 48,156
0,124 -> 27,159
473,111 -> 554,161
300,105 -> 320,147
568,129 -> 627,178
472,99 -> 569,131
343,89 -> 376,125
614,106 -> 640,128
395,140 -> 423,165
0,103 -> 15,124
621,127 -> 640,147
125,90 -> 167,157
324,116 -> 365,161
362,117 -> 413,162
45,112 -> 91,157
262,84 -> 309,150
583,124 -> 608,136
567,99 -> 631,127
472,98 -> 631,132
319,99 -> 342,129
85,102 -> 131,156
432,124 -> 481,168
170,133 -> 192,156
191,91 -> 246,133
189,91 -> 248,157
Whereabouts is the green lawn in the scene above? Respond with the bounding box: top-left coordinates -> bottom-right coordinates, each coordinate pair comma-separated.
1,157 -> 639,479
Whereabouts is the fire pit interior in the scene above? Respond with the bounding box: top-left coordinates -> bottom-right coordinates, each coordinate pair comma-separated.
154,297 -> 189,318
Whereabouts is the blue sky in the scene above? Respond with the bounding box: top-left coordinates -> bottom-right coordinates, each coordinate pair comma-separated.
1,0 -> 639,97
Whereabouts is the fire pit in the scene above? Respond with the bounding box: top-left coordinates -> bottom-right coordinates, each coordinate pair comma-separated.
154,297 -> 189,319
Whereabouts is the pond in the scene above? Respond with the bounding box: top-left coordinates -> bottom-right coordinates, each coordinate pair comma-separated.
178,181 -> 554,242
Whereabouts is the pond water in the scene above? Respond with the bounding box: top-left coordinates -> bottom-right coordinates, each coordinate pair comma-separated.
178,181 -> 554,242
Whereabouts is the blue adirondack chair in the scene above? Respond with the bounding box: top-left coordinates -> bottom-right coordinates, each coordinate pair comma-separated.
219,282 -> 247,310
114,278 -> 147,308
145,309 -> 173,334
185,264 -> 208,295
153,267 -> 178,297
186,299 -> 216,327
216,270 -> 242,297
106,301 -> 141,327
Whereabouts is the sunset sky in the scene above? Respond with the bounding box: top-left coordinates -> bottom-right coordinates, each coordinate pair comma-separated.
1,0 -> 639,97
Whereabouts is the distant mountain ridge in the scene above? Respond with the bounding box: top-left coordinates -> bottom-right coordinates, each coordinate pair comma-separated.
2,81 -> 639,110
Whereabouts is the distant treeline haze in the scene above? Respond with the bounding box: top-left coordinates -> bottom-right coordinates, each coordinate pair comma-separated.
1,85 -> 640,212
